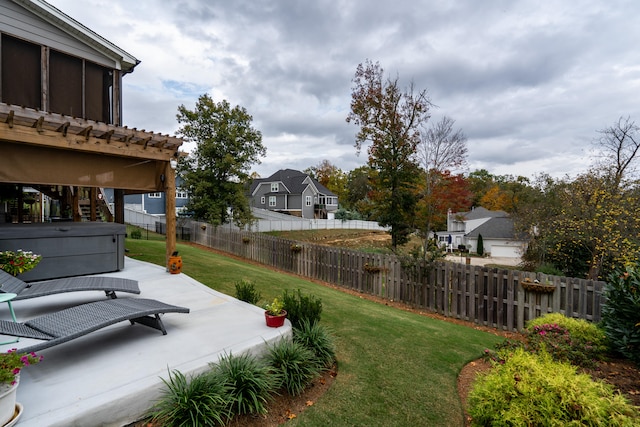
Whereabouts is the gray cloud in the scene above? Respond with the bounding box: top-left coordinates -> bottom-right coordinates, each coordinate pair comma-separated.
48,0 -> 640,180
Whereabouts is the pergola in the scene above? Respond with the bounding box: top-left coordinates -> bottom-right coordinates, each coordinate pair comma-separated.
0,102 -> 183,266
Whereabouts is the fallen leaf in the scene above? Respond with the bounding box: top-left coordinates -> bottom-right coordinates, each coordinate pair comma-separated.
288,413 -> 297,420
306,400 -> 314,406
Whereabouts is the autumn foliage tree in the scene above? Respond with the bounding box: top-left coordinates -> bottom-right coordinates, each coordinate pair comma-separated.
304,160 -> 348,205
415,170 -> 471,231
521,117 -> 640,278
527,173 -> 640,279
347,60 -> 432,250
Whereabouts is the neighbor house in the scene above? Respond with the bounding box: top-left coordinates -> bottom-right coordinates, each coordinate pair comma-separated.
436,207 -> 527,258
249,169 -> 339,219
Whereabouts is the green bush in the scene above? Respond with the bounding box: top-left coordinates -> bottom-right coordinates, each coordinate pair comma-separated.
234,279 -> 261,305
210,352 -> 275,416
149,369 -> 230,427
525,313 -> 607,367
293,319 -> 336,369
601,264 -> 640,365
468,348 -> 638,426
265,338 -> 321,396
281,289 -> 322,329
535,263 -> 563,275
130,229 -> 142,239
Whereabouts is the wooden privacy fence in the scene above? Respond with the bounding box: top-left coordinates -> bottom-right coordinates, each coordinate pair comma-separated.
190,222 -> 605,332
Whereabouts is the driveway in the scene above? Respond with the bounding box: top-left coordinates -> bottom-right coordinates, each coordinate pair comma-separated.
445,254 -> 522,267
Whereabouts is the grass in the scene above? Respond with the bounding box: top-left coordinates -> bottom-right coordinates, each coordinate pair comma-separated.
125,238 -> 504,426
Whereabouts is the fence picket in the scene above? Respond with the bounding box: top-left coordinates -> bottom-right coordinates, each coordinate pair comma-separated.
187,223 -> 605,331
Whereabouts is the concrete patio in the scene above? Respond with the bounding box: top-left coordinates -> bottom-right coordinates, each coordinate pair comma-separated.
0,257 -> 291,427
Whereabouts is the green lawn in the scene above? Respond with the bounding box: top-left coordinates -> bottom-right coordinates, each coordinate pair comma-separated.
125,239 -> 504,426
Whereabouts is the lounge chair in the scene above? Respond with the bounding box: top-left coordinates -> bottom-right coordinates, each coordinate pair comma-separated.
0,269 -> 140,300
0,298 -> 189,353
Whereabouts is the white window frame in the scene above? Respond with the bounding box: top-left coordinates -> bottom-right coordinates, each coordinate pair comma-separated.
271,183 -> 279,192
176,189 -> 188,199
305,195 -> 312,206
268,196 -> 276,207
260,196 -> 266,205
148,192 -> 162,199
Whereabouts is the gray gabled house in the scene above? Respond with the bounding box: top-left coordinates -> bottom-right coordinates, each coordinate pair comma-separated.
249,169 -> 338,219
437,207 -> 527,258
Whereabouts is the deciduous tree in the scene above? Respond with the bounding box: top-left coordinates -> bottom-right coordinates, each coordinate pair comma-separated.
415,115 -> 468,250
346,60 -> 432,250
177,94 -> 265,227
593,116 -> 640,188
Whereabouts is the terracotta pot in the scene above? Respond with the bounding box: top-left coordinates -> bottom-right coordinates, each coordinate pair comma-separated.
265,310 -> 287,328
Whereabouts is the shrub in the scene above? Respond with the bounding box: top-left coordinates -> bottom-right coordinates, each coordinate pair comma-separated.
468,348 -> 638,426
130,229 -> 142,239
281,289 -> 322,329
525,313 -> 607,367
234,279 -> 261,305
210,352 -> 276,416
149,369 -> 230,427
601,264 -> 640,365
293,319 -> 336,369
535,263 -> 563,275
265,338 -> 320,396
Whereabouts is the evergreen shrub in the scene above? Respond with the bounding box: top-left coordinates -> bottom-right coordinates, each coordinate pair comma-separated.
468,349 -> 638,426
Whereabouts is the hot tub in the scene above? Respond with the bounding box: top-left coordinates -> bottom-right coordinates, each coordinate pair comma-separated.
0,222 -> 126,281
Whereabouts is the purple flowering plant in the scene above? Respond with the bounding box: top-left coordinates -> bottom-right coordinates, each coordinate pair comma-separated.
0,349 -> 43,386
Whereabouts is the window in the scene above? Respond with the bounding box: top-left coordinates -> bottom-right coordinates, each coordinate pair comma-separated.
0,34 -> 114,123
1,35 -> 41,109
306,196 -> 312,206
49,50 -> 82,117
148,193 -> 162,199
271,183 -> 279,192
269,196 -> 276,207
176,189 -> 188,199
260,196 -> 266,205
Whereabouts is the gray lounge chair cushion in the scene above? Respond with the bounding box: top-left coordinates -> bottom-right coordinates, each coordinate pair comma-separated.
0,298 -> 189,353
0,269 -> 140,300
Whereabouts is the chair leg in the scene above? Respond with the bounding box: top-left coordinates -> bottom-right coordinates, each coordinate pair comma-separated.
129,314 -> 168,335
0,301 -> 19,345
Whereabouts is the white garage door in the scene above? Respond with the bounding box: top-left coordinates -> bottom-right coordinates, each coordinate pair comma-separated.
491,245 -> 518,258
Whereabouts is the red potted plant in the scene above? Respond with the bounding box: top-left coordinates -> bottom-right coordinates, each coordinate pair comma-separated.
264,298 -> 287,328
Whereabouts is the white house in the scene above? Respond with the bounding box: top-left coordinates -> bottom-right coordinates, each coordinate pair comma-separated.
436,207 -> 527,258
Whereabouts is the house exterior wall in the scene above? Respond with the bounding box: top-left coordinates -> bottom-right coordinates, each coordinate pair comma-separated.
0,1 -> 119,69
467,237 -> 523,258
0,1 -> 132,124
287,194 -> 302,214
464,218 -> 490,233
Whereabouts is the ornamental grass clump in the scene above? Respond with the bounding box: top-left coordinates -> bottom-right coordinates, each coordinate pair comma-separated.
149,369 -> 230,427
0,249 -> 42,276
0,349 -> 43,386
210,352 -> 276,416
265,338 -> 320,396
293,319 -> 336,369
468,348 -> 639,426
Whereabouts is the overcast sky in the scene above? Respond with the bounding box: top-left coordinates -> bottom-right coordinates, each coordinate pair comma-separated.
47,0 -> 640,180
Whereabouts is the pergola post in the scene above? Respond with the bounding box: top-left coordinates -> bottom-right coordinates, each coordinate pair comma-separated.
165,161 -> 177,271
